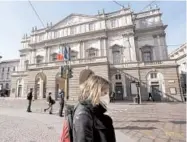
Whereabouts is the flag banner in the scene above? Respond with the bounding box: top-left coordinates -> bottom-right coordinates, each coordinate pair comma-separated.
63,45 -> 71,61
57,45 -> 64,61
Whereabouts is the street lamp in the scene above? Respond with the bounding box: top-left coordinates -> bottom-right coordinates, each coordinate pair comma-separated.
136,81 -> 141,104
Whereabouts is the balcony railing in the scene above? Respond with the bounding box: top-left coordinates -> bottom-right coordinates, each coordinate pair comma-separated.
110,60 -> 177,69
11,71 -> 28,77
28,56 -> 108,70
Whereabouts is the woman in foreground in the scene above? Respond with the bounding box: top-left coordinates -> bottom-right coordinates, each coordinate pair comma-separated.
73,75 -> 116,142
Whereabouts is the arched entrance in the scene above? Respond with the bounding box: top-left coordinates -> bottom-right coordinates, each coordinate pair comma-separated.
146,71 -> 165,101
111,73 -> 126,100
55,72 -> 65,100
35,72 -> 46,99
16,78 -> 24,98
79,69 -> 94,85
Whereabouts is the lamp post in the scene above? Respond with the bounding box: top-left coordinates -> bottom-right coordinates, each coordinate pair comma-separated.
136,81 -> 141,104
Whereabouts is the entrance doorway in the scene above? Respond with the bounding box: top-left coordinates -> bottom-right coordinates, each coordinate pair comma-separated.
18,85 -> 22,97
115,82 -> 123,100
151,85 -> 161,101
34,72 -> 46,100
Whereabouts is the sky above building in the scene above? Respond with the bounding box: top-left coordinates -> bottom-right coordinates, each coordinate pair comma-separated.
0,1 -> 186,60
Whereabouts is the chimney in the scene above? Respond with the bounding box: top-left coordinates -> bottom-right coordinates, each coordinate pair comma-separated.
32,27 -> 34,32
50,22 -> 52,27
35,26 -> 37,31
47,22 -> 49,28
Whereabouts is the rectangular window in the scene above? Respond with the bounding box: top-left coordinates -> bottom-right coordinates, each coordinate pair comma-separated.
111,19 -> 116,28
13,67 -> 15,71
8,67 -> 10,72
1,73 -> 4,79
7,73 -> 9,79
89,23 -> 95,31
70,27 -> 75,35
143,52 -> 151,61
150,73 -> 157,79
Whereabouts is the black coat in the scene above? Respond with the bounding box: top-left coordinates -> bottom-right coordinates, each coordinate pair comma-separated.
73,101 -> 116,142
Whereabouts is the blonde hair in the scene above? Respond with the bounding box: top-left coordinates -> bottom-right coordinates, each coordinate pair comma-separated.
79,75 -> 110,105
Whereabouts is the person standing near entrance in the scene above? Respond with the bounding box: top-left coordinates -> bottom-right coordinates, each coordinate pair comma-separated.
147,92 -> 154,102
44,92 -> 55,114
59,89 -> 65,117
27,88 -> 33,112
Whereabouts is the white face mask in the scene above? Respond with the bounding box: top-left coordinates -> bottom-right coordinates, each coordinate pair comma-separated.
100,94 -> 110,109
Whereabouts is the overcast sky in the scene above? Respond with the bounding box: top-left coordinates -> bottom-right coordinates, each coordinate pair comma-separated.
0,1 -> 186,60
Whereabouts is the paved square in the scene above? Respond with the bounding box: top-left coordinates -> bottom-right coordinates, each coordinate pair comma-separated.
108,102 -> 186,142
0,99 -> 186,142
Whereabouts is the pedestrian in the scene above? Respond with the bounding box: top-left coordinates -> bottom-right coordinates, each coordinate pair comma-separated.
148,92 -> 154,102
27,88 -> 33,112
71,75 -> 116,142
59,89 -> 65,117
44,92 -> 55,114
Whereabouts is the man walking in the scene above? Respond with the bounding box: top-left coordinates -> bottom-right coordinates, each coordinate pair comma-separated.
59,89 -> 65,117
44,92 -> 55,114
27,88 -> 33,112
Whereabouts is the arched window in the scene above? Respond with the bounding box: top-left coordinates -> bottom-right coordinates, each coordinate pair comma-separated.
112,45 -> 123,64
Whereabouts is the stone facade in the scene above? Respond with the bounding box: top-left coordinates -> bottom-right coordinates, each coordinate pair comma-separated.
169,43 -> 186,98
0,59 -> 19,96
11,7 -> 182,102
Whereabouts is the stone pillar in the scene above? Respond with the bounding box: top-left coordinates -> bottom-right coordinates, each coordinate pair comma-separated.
82,42 -> 85,58
153,35 -> 159,60
103,38 -> 107,56
159,33 -> 168,60
45,47 -> 48,63
79,41 -> 82,59
157,35 -> 163,60
122,34 -> 131,62
129,34 -> 137,61
40,79 -> 43,99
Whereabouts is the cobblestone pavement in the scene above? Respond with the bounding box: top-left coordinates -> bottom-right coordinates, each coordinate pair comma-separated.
0,98 -> 133,142
108,102 -> 186,142
0,98 -> 186,142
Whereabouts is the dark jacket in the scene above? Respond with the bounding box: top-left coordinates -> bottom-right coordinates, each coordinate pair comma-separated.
27,92 -> 33,100
73,101 -> 116,142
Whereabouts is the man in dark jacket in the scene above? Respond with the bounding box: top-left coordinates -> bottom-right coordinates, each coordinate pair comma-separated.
27,88 -> 33,112
44,92 -> 55,114
59,89 -> 65,117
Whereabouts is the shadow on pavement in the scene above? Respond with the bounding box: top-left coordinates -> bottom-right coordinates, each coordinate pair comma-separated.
170,121 -> 186,124
114,126 -> 157,130
131,120 -> 160,122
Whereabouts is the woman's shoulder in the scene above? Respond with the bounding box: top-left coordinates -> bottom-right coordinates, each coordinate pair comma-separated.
74,103 -> 93,118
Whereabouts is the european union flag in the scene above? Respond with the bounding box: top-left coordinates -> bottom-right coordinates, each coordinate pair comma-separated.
63,46 -> 71,61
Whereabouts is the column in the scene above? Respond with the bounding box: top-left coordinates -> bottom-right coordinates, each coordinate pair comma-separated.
159,33 -> 168,59
129,34 -> 137,61
48,47 -> 51,62
40,79 -> 43,99
122,34 -> 131,62
45,47 -> 48,63
79,41 -> 82,59
153,35 -> 159,60
99,38 -> 103,56
103,38 -> 107,56
157,35 -> 163,60
82,42 -> 85,58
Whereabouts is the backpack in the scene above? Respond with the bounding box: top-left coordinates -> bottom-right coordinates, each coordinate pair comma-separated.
60,104 -> 76,142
